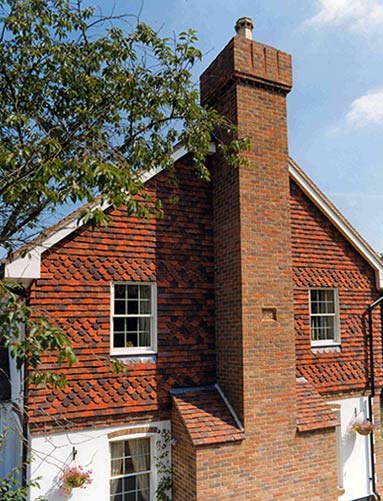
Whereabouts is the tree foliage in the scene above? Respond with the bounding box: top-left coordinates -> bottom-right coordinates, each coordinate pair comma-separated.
0,0 -> 246,252
0,0 -> 247,382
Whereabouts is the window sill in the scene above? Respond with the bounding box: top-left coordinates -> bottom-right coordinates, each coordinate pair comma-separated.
311,344 -> 341,354
111,347 -> 157,356
111,353 -> 157,365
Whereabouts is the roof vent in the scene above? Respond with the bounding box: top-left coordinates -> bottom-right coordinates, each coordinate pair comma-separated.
235,17 -> 254,40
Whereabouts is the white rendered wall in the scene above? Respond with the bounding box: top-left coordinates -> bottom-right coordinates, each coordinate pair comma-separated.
331,396 -> 371,501
29,420 -> 171,501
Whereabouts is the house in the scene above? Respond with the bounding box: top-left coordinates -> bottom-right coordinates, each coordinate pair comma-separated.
2,16 -> 383,501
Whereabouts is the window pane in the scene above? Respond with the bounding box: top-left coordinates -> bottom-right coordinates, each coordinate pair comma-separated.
115,300 -> 126,315
127,285 -> 139,299
137,490 -> 150,501
136,473 -> 150,491
126,318 -> 138,332
115,285 -> 126,300
311,289 -> 319,302
139,332 -> 150,347
311,299 -> 320,314
137,491 -> 150,501
138,318 -> 150,332
127,301 -> 139,315
114,318 -> 125,333
111,441 -> 125,460
114,333 -> 125,348
324,316 -> 334,340
110,478 -> 123,495
126,333 -> 138,347
140,286 -> 151,299
123,476 -> 136,492
123,456 -> 134,475
111,459 -> 123,477
140,300 -> 151,314
123,494 -> 135,501
138,319 -> 150,347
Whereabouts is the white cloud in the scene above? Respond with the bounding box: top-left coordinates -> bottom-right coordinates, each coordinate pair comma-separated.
346,89 -> 383,127
305,0 -> 383,33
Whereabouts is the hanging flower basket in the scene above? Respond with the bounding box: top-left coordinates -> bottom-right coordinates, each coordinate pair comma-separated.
350,420 -> 375,436
59,465 -> 92,497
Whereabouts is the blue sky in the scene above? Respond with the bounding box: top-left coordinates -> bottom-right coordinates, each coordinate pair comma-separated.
118,0 -> 383,252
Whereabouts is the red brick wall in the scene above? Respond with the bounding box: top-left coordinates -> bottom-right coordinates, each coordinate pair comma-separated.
193,429 -> 337,501
236,69 -> 296,435
171,406 -> 197,500
26,159 -> 215,429
202,34 -> 296,431
209,87 -> 244,420
291,179 -> 383,394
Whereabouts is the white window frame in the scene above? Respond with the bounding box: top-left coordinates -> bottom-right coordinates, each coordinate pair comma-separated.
309,287 -> 340,347
109,433 -> 158,501
110,282 -> 157,356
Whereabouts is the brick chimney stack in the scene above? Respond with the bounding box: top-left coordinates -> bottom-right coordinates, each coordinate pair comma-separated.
200,17 -> 295,435
171,20 -> 339,501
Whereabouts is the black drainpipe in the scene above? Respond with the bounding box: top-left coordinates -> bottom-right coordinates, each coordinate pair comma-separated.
21,367 -> 28,489
367,295 -> 383,501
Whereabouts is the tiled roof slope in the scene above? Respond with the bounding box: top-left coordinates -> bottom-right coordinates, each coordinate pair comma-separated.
296,377 -> 339,432
171,387 -> 245,447
297,362 -> 368,394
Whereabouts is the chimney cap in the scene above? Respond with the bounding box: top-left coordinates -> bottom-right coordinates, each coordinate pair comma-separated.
235,17 -> 254,39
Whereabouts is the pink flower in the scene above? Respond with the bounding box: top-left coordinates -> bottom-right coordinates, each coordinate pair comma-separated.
59,465 -> 92,497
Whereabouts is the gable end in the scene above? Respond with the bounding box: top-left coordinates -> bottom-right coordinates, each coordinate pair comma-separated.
289,158 -> 383,290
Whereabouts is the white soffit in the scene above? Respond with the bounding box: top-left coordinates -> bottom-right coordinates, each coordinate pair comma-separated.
289,158 -> 383,290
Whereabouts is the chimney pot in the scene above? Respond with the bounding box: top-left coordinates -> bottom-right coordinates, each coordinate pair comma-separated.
235,17 -> 254,39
